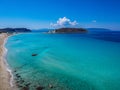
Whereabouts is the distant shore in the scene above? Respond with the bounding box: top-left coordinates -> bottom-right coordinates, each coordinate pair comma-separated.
0,33 -> 16,90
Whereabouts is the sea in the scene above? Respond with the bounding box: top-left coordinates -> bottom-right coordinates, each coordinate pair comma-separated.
5,29 -> 120,90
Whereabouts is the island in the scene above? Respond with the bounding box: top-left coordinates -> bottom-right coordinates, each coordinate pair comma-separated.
0,28 -> 31,33
48,28 -> 87,34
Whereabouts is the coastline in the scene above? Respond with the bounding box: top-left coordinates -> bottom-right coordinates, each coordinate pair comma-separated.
0,33 -> 16,90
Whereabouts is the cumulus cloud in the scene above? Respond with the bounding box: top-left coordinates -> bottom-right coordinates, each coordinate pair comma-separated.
92,20 -> 97,23
50,17 -> 78,28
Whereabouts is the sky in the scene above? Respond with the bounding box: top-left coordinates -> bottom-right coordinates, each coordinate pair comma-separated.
0,0 -> 120,30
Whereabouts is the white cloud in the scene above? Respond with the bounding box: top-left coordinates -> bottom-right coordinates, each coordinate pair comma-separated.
92,20 -> 97,23
50,17 -> 78,28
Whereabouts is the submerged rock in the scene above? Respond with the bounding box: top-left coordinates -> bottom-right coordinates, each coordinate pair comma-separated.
20,80 -> 25,83
49,84 -> 53,88
36,86 -> 45,90
32,54 -> 38,56
16,74 -> 21,78
25,83 -> 31,87
22,86 -> 29,90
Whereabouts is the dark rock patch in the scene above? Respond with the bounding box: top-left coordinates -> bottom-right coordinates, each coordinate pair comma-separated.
32,54 -> 38,56
49,84 -> 54,89
25,83 -> 31,87
22,86 -> 29,90
16,74 -> 20,77
36,86 -> 45,90
14,70 -> 17,72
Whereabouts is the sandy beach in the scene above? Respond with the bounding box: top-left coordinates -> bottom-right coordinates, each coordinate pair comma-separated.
0,33 -> 13,90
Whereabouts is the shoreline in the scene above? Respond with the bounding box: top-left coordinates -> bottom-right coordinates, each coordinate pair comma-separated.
0,33 -> 16,90
3,35 -> 14,87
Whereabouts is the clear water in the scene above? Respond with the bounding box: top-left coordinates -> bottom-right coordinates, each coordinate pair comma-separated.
5,32 -> 120,90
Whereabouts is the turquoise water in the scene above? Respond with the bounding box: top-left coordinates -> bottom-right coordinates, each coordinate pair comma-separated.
6,33 -> 120,90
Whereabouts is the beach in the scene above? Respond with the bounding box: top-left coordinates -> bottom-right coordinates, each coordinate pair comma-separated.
0,33 -> 13,90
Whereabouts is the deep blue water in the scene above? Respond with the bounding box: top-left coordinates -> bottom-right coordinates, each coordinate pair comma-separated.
5,31 -> 120,90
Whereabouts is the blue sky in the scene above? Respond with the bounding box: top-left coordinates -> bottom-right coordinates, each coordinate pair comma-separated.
0,0 -> 120,30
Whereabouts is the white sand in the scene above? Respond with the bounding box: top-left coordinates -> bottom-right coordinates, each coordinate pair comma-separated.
0,33 -> 17,90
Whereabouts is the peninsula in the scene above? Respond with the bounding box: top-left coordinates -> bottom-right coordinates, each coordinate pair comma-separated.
0,28 -> 31,33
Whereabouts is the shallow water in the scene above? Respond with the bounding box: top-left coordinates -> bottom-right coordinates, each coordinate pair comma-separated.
6,32 -> 120,90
